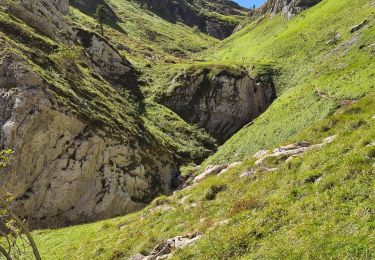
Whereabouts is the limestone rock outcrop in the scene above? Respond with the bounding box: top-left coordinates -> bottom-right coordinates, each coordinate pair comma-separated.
252,136 -> 337,168
74,28 -> 139,90
261,0 -> 322,19
0,52 -> 176,228
161,67 -> 275,143
194,161 -> 242,183
130,232 -> 202,260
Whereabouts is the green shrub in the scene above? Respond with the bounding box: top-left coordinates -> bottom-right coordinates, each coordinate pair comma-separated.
205,184 -> 227,200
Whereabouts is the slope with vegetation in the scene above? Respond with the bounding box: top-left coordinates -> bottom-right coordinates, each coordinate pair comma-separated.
27,0 -> 375,259
0,0 -> 374,258
33,83 -> 375,259
134,0 -> 248,39
203,0 -> 375,166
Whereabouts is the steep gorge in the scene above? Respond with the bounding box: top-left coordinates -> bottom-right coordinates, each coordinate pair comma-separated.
0,0 -> 312,229
1,0 -> 372,258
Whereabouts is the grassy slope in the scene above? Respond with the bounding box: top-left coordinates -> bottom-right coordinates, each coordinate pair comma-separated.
33,88 -> 375,260
203,0 -> 375,165
69,0 -> 218,66
31,0 -> 375,259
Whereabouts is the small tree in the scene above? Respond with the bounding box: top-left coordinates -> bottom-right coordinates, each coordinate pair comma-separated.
96,5 -> 107,36
0,150 -> 41,260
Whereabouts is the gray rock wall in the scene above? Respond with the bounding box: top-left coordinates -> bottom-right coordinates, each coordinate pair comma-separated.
0,52 -> 175,229
161,68 -> 275,143
74,27 -> 139,90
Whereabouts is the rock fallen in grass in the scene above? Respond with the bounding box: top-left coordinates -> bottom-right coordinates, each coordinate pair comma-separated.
194,162 -> 242,182
130,253 -> 146,260
350,20 -> 369,33
255,136 -> 337,167
217,161 -> 242,176
132,232 -> 202,260
194,164 -> 228,183
240,168 -> 256,178
264,167 -> 279,172
149,205 -> 176,213
255,146 -> 309,166
179,194 -> 192,205
323,135 -> 337,144
326,32 -> 341,45
215,219 -> 230,226
253,149 -> 269,159
189,203 -> 198,208
272,141 -> 310,153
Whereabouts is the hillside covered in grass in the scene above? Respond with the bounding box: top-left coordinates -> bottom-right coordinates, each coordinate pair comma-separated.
0,0 -> 374,258
33,81 -> 375,259
203,0 -> 375,165
25,0 -> 375,259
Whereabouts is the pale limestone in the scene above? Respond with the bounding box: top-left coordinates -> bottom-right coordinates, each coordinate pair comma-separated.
163,70 -> 275,142
0,53 -> 176,229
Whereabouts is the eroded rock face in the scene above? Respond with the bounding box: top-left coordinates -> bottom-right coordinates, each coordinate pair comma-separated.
161,68 -> 275,143
261,0 -> 322,18
0,53 -> 176,228
74,28 -> 139,91
1,0 -> 72,40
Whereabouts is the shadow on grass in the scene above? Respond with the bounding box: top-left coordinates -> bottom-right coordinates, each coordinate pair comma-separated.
69,0 -> 126,34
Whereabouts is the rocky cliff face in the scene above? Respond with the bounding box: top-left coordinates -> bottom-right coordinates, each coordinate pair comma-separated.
0,1 -> 179,228
261,0 -> 322,18
0,49 -> 177,228
136,0 -> 247,39
73,27 -> 139,91
161,67 -> 275,143
1,0 -> 139,90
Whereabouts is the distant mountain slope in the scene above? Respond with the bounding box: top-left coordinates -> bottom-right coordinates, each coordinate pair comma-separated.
68,0 -> 218,64
135,0 -> 248,39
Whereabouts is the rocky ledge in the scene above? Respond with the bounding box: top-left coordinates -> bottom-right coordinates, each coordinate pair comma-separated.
261,0 -> 322,19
